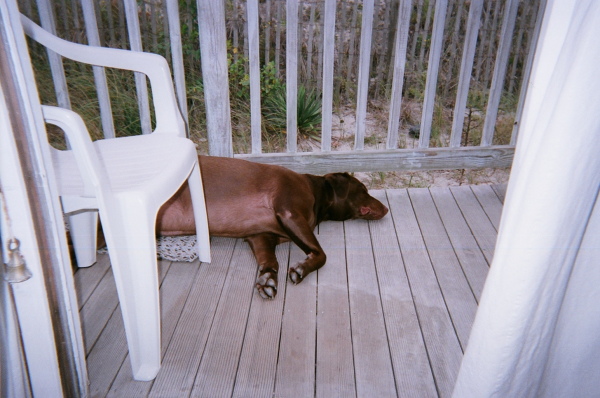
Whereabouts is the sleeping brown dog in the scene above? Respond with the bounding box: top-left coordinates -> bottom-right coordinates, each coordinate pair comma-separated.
156,156 -> 388,299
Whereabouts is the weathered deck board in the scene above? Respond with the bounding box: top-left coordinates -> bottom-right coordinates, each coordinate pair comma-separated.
232,243 -> 290,398
80,269 -> 120,354
87,307 -> 128,397
491,183 -> 507,204
470,184 -> 504,230
107,260 -> 201,397
387,189 -> 463,398
147,238 -> 236,398
190,241 -> 257,397
315,221 -> 356,398
77,186 -> 504,398
408,188 -> 478,350
87,260 -> 171,397
369,191 -> 437,398
430,187 -> 490,302
273,243 -> 317,398
345,218 -> 397,397
450,186 -> 498,264
74,253 -> 110,310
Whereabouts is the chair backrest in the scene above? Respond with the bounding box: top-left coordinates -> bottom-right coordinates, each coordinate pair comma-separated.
20,14 -> 186,138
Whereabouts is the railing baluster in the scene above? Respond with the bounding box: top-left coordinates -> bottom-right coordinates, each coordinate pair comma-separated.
419,0 -> 448,148
123,0 -> 152,135
354,0 -> 374,151
117,0 -> 126,49
81,0 -> 116,139
275,0 -> 282,78
511,0 -> 547,146
248,0 -> 262,154
315,1 -> 324,91
165,0 -> 188,129
286,0 -> 298,153
345,1 -> 359,85
197,0 -> 233,157
481,0 -> 519,147
450,0 -> 484,148
265,0 -> 271,65
320,0 -> 336,152
306,3 -> 315,84
106,0 -> 116,45
386,0 -> 413,150
36,0 -> 71,110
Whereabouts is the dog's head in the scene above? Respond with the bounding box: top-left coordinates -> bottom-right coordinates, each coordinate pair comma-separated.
323,173 -> 389,221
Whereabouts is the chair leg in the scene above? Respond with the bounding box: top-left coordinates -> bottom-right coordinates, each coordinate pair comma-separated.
188,162 -> 211,263
101,208 -> 161,381
68,211 -> 98,268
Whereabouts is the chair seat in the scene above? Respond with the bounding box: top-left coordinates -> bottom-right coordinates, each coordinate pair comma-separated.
53,134 -> 198,202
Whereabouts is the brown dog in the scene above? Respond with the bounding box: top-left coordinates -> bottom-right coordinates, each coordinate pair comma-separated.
156,156 -> 388,299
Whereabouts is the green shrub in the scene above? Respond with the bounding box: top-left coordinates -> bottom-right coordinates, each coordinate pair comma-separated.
262,84 -> 322,140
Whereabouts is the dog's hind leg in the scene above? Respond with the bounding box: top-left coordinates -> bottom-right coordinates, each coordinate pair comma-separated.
246,233 -> 280,299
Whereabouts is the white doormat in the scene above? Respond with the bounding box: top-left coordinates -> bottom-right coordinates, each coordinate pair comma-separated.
98,235 -> 200,262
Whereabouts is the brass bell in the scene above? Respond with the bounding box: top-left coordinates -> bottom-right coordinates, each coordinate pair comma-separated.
4,238 -> 32,283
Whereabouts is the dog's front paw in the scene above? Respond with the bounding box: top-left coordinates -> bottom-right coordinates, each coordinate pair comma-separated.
288,264 -> 305,285
256,271 -> 277,299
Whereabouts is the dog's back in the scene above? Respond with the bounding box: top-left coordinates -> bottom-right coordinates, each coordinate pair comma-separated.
157,156 -> 314,238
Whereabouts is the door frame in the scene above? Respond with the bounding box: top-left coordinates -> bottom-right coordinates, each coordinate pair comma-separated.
0,0 -> 88,396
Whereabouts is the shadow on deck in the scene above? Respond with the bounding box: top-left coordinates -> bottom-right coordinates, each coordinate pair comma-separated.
75,185 -> 505,398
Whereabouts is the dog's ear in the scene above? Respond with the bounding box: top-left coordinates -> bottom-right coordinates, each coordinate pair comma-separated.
325,173 -> 351,200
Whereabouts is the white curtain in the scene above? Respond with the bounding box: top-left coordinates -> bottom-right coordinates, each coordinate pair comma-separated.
453,1 -> 600,397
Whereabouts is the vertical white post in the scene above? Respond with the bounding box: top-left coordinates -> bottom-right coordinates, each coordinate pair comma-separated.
106,0 -> 116,45
417,0 -> 435,71
286,0 -> 298,153
35,0 -> 71,110
306,4 -> 315,83
315,2 -> 324,90
80,0 -> 116,139
507,1 -> 530,94
409,0 -> 424,65
166,0 -> 189,129
354,0 -> 375,150
345,1 -> 359,82
70,0 -> 80,32
511,0 -> 547,145
197,0 -> 233,157
265,0 -> 271,65
418,0 -> 448,148
118,0 -> 127,49
275,0 -> 282,77
160,0 -> 170,60
449,0 -> 484,148
320,0 -> 336,152
481,0 -> 519,146
123,0 -> 152,135
248,0 -> 262,154
243,6 -> 249,71
386,0 -> 413,150
150,0 -> 158,51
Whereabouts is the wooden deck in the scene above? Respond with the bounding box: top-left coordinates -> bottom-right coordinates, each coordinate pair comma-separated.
75,185 -> 505,398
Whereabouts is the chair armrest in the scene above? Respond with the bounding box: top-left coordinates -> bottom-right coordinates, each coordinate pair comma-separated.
23,15 -> 185,137
42,106 -> 111,197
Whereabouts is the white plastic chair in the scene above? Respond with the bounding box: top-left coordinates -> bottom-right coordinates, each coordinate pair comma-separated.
21,15 -> 211,381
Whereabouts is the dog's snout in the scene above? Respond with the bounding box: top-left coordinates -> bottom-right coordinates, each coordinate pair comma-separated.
372,204 -> 388,220
381,205 -> 389,217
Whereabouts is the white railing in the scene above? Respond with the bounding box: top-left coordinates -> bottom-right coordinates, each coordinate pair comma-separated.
26,0 -> 546,174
